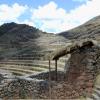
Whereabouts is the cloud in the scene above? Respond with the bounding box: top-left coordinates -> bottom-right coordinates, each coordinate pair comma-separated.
0,3 -> 28,24
0,0 -> 100,33
21,19 -> 35,26
68,0 -> 100,24
31,1 -> 67,33
72,0 -> 89,3
31,0 -> 100,33
31,2 -> 66,20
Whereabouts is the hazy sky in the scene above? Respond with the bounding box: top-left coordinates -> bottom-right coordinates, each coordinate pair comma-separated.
0,0 -> 100,33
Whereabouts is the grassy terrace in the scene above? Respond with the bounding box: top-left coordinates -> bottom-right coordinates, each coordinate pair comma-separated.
0,67 -> 43,74
0,58 -> 65,76
0,64 -> 47,71
0,61 -> 65,68
0,38 -> 69,76
0,62 -> 64,70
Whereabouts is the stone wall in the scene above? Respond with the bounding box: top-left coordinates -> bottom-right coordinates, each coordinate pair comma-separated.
65,45 -> 100,97
0,45 -> 100,99
0,77 -> 51,99
30,70 -> 65,81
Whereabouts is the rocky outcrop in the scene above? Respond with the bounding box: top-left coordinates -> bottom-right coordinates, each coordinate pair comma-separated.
59,15 -> 100,39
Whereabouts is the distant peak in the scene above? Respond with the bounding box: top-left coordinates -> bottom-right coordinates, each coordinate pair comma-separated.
2,22 -> 17,26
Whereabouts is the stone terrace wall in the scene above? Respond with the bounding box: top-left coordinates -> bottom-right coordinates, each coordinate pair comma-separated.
0,45 -> 100,99
30,70 -> 65,81
0,70 -> 67,99
65,46 -> 100,97
0,77 -> 51,99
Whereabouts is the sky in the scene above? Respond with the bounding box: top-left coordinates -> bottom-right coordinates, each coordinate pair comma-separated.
0,0 -> 100,33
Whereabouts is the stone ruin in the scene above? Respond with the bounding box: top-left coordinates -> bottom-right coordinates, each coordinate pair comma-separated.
64,42 -> 100,97
49,40 -> 100,98
0,40 -> 100,99
29,40 -> 100,99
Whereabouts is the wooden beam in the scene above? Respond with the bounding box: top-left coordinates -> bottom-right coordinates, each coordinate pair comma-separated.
49,59 -> 51,99
49,59 -> 51,81
55,59 -> 57,81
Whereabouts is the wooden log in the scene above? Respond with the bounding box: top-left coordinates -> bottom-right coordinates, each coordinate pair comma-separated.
49,59 -> 51,99
55,59 -> 57,81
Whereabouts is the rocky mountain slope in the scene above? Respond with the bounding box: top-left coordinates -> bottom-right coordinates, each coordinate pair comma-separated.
0,15 -> 100,76
0,22 -> 69,76
0,16 -> 100,99
59,15 -> 100,39
0,22 -> 68,60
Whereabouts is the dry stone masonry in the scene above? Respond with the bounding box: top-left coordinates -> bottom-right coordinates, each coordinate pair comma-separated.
0,40 -> 100,99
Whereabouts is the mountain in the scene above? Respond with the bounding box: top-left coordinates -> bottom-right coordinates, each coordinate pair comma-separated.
0,15 -> 100,60
0,22 -> 67,60
0,22 -> 43,42
59,15 -> 100,39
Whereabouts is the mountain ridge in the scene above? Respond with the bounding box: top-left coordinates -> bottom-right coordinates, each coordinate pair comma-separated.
0,22 -> 67,60
59,15 -> 100,39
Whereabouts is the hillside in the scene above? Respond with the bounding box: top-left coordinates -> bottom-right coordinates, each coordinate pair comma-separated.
59,15 -> 100,39
0,22 -> 68,60
0,22 -> 69,76
0,17 -> 100,99
0,15 -> 100,76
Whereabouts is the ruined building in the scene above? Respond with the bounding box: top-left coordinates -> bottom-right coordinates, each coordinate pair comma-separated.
51,40 -> 100,98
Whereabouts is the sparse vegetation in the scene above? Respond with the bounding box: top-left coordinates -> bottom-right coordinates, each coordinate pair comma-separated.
0,15 -> 100,99
60,15 -> 100,40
